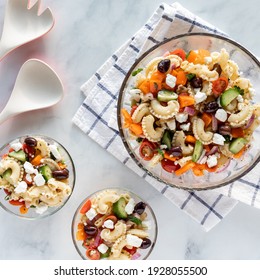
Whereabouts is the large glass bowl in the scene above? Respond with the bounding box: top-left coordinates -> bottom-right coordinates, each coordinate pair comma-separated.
0,135 -> 75,219
117,32 -> 260,190
71,188 -> 158,260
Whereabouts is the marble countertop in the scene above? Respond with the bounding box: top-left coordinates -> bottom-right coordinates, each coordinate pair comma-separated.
0,0 -> 260,260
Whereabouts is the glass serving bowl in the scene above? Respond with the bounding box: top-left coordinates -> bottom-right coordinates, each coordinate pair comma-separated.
71,188 -> 157,260
117,32 -> 260,190
0,135 -> 75,219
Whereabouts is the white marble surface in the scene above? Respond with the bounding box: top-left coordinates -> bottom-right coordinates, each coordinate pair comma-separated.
0,0 -> 260,260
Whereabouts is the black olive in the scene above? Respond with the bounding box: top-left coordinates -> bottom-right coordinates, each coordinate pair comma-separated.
157,59 -> 170,73
218,125 -> 231,135
134,201 -> 146,215
52,168 -> 69,180
84,225 -> 98,236
190,77 -> 203,88
140,238 -> 152,249
24,137 -> 37,147
204,101 -> 219,113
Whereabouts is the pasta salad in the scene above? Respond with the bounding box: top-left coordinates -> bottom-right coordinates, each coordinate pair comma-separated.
0,136 -> 72,215
75,189 -> 153,260
122,48 -> 260,176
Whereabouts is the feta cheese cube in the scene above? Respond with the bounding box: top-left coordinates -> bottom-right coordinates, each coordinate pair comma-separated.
215,109 -> 227,122
166,74 -> 177,88
125,198 -> 135,215
34,174 -> 45,186
213,133 -> 226,146
126,234 -> 143,248
237,95 -> 243,103
176,113 -> 188,123
85,208 -> 97,221
10,142 -> 22,152
194,91 -> 207,104
160,144 -> 168,150
97,243 -> 109,254
49,144 -> 62,161
103,219 -> 114,229
206,154 -> 218,168
14,181 -> 27,194
166,119 -> 176,130
25,173 -> 32,183
180,122 -> 190,131
24,161 -> 35,174
35,203 -> 48,214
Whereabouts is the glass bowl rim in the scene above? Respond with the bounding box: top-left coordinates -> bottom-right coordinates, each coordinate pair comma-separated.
0,134 -> 76,220
71,187 -> 158,260
117,32 -> 260,191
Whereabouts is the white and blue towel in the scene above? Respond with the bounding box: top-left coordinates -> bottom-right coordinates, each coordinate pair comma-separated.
73,2 -> 260,231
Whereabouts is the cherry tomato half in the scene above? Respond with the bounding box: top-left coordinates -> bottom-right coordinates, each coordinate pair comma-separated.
139,140 -> 157,161
170,48 -> 186,61
212,77 -> 228,96
80,199 -> 91,214
86,248 -> 101,260
161,158 -> 180,173
9,200 -> 25,206
124,246 -> 137,255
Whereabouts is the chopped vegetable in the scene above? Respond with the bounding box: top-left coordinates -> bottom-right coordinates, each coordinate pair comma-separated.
178,95 -> 195,108
132,68 -> 143,76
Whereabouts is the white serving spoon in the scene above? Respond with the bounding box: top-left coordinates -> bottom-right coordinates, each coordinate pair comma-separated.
0,59 -> 63,125
0,0 -> 54,60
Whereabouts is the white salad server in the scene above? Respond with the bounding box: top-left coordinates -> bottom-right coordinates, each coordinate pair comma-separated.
0,0 -> 54,60
0,59 -> 63,125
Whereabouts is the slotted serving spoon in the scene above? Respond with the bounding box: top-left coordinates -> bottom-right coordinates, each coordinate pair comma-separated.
0,59 -> 63,125
0,0 -> 54,60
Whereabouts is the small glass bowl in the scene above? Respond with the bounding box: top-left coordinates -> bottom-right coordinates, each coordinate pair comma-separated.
0,135 -> 75,219
117,32 -> 260,190
71,188 -> 158,260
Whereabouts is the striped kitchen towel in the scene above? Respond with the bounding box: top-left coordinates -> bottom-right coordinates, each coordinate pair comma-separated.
73,2 -> 259,231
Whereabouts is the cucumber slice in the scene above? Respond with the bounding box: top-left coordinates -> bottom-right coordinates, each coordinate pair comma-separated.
8,150 -> 27,163
3,168 -> 12,182
220,87 -> 240,107
112,197 -> 127,219
192,140 -> 203,162
39,165 -> 53,181
157,90 -> 178,102
161,130 -> 172,149
229,137 -> 247,154
128,215 -> 142,225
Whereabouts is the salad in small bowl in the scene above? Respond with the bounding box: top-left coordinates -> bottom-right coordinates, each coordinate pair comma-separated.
118,33 -> 260,190
72,188 -> 157,260
0,135 -> 75,219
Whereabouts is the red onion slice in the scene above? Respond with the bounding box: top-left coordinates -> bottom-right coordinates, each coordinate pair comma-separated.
93,230 -> 101,248
184,106 -> 196,116
131,252 -> 141,260
216,158 -> 231,173
244,114 -> 255,129
205,146 -> 219,156
212,114 -> 218,132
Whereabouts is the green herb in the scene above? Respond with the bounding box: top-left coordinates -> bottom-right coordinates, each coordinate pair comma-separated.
156,148 -> 164,157
4,195 -> 10,201
128,215 -> 142,225
132,68 -> 143,76
186,73 -> 196,81
186,51 -> 191,59
223,135 -> 231,143
100,248 -> 111,259
234,86 -> 244,95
